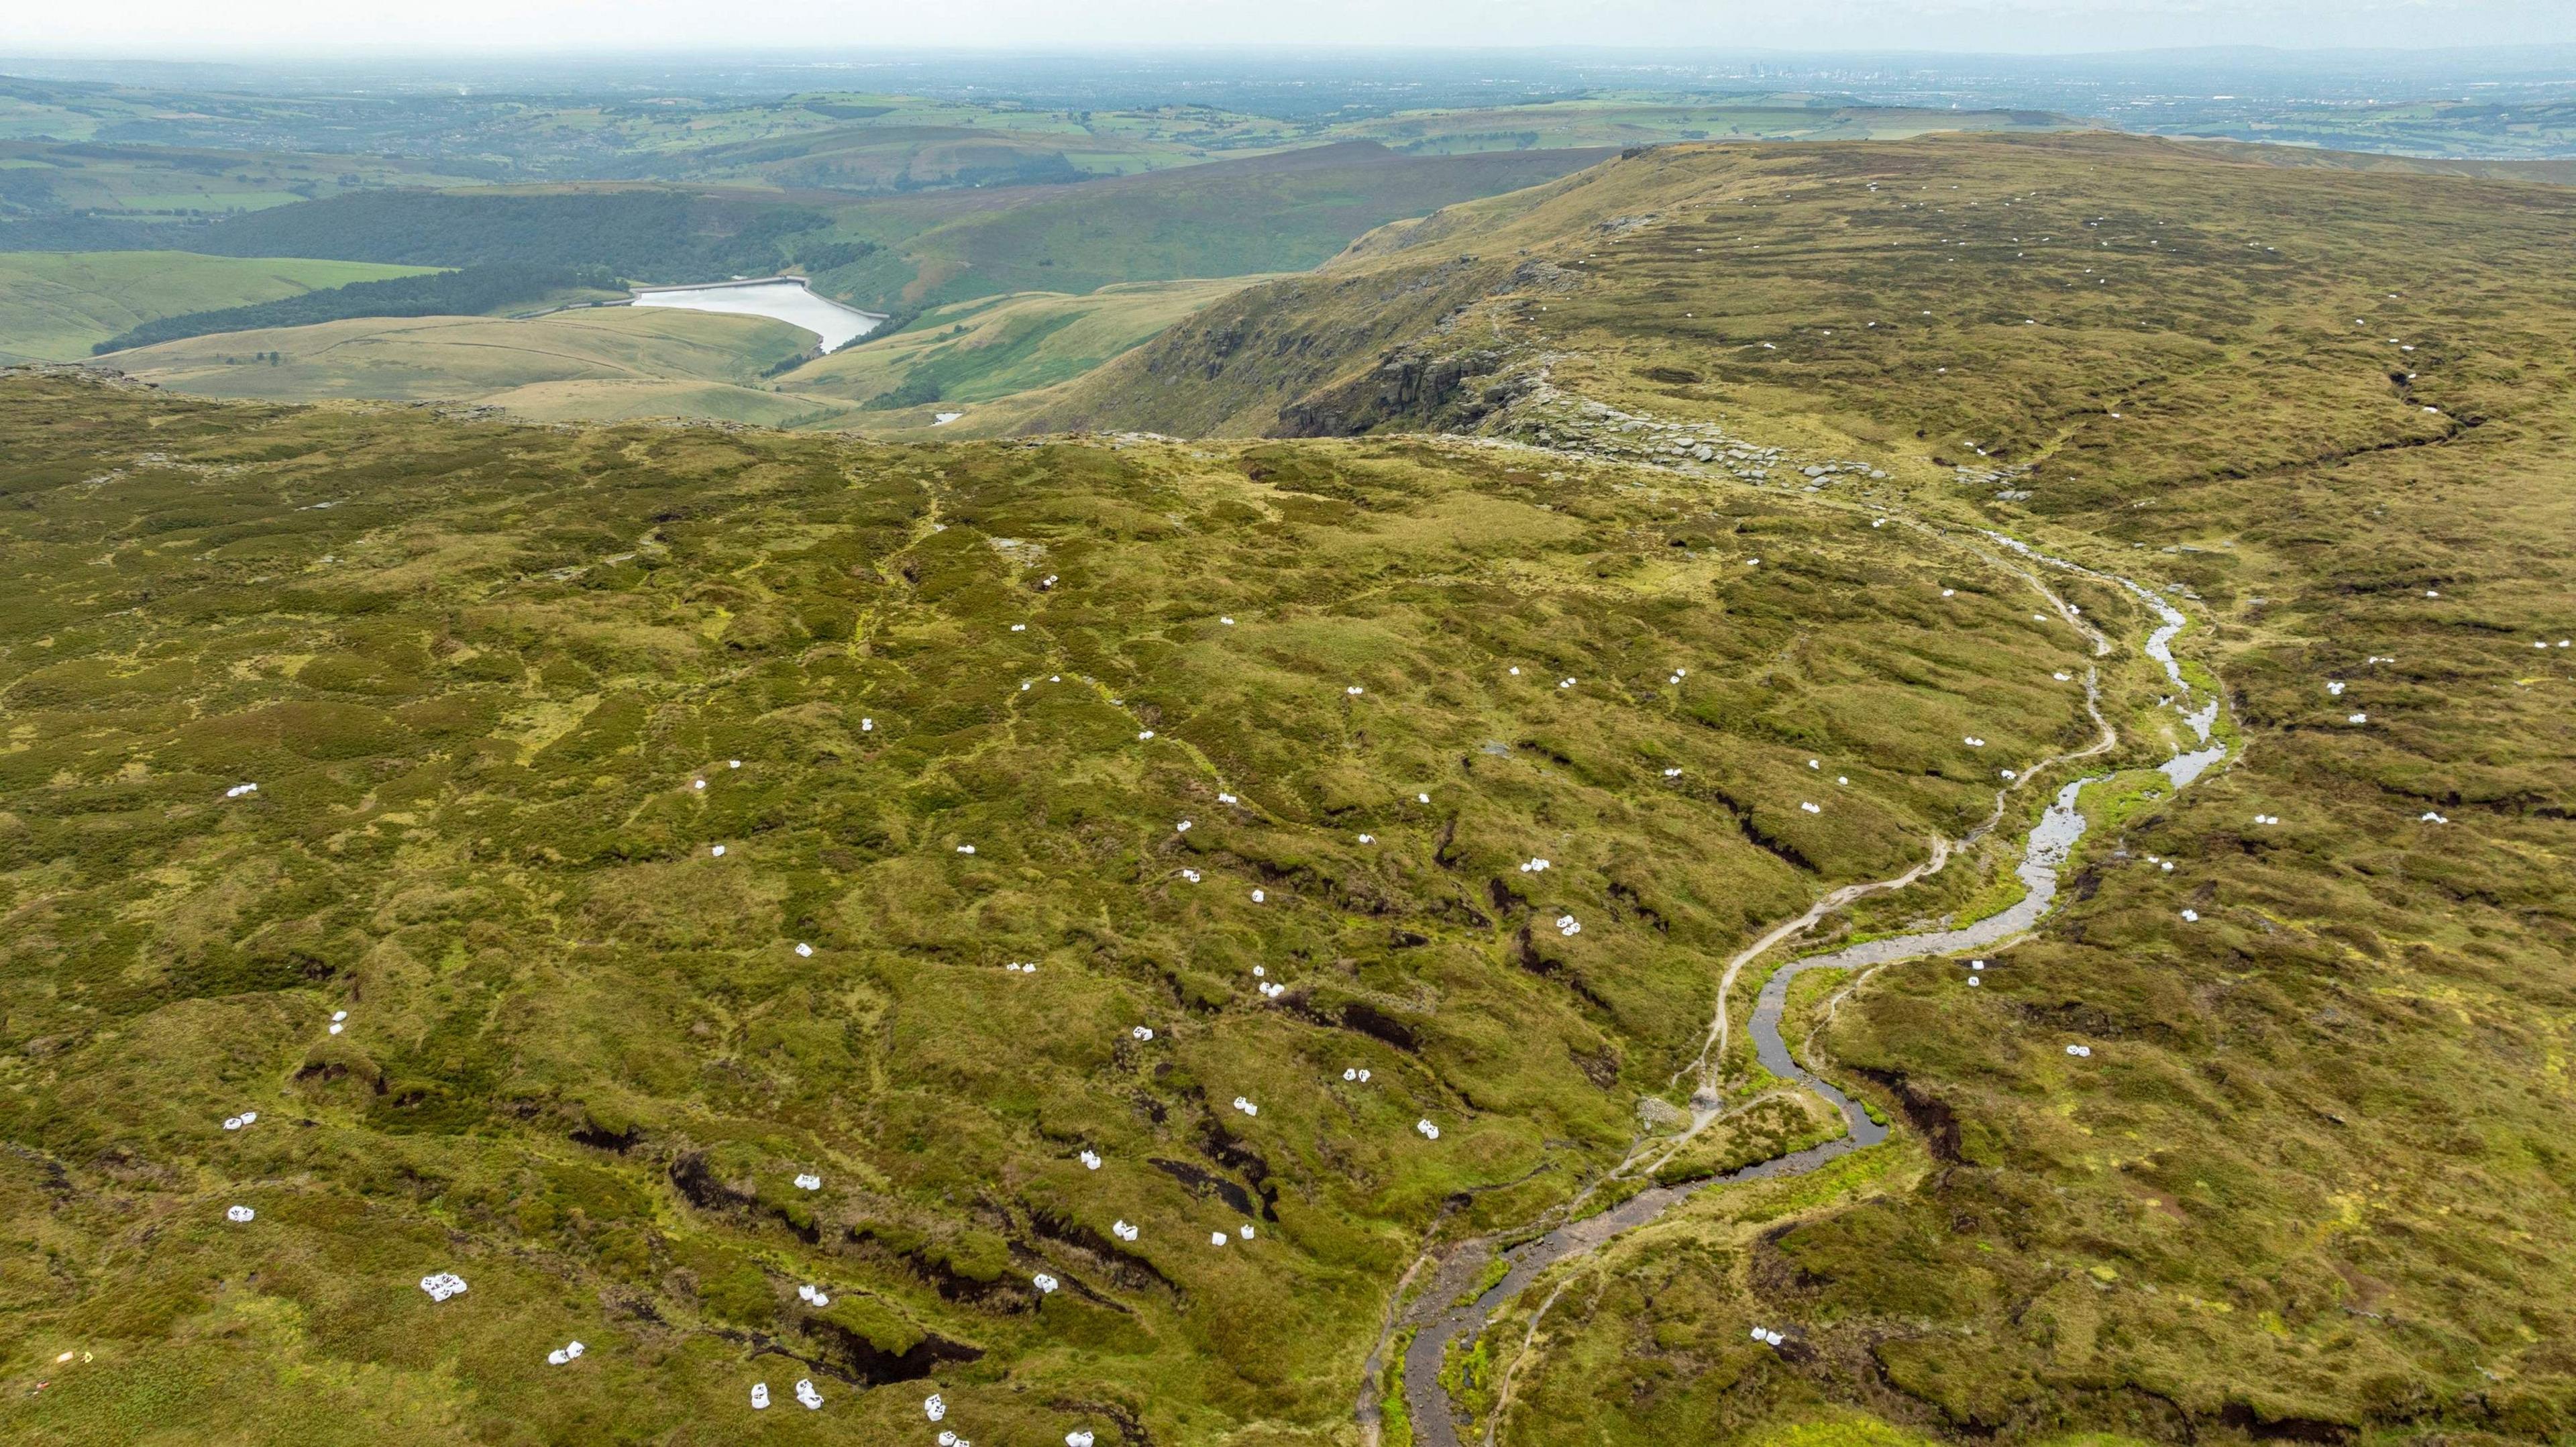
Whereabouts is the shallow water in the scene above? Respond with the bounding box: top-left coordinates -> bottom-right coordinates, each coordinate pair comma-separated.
1393,537 -> 2231,1447
1396,774 -> 2106,1447
627,278 -> 882,353
2161,742 -> 2227,789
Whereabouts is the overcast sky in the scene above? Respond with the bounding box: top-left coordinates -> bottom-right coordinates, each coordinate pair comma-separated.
7,1 -> 2570,57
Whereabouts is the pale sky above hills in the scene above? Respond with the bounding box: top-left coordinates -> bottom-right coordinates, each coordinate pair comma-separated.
7,0 -> 2569,57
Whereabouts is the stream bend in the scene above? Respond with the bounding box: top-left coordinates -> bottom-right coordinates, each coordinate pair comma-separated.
1383,539 -> 2223,1447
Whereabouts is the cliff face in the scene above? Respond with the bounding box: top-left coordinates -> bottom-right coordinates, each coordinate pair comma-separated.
1014,252 -> 1519,437
1014,147 -> 1626,437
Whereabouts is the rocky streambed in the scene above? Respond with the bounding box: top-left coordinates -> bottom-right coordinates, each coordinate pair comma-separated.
1371,519 -> 2225,1447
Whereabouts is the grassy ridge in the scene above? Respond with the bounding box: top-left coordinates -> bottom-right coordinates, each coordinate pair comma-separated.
1061,132 -> 2576,1440
0,251 -> 437,362
94,264 -> 621,353
0,370 -> 2125,1442
733,142 -> 1621,317
782,278 -> 1265,418
148,188 -> 846,282
99,282 -> 1260,434
1029,131 -> 2576,447
105,306 -> 830,410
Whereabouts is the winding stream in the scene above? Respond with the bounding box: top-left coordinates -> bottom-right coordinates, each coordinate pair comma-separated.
1377,531 -> 2226,1447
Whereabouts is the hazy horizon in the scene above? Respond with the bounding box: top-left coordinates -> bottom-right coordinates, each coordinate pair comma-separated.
6,1 -> 2572,60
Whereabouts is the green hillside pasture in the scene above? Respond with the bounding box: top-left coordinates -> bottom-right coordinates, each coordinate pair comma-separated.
111,306 -> 816,405
0,251 -> 436,362
644,121 -> 1118,192
804,142 -> 1619,315
0,139 -> 490,216
784,278 -> 1261,422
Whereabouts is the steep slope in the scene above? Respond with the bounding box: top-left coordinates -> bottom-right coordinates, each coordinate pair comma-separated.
806,141 -> 1621,316
0,370 -> 2145,1443
1027,130 -> 2576,455
777,277 -> 1265,423
1032,131 -> 2576,1442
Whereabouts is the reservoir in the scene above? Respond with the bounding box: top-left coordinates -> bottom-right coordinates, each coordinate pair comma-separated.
627,278 -> 883,353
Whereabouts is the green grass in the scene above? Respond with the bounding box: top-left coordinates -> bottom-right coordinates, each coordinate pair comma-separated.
1649,1093 -> 1843,1188
1074,131 -> 2576,1441
795,142 -> 1625,317
0,138 -> 489,215
782,278 -> 1263,423
9,125 -> 2576,1446
1744,1412 -> 1945,1447
0,252 -> 437,362
0,369 -> 2116,1442
105,306 -> 846,421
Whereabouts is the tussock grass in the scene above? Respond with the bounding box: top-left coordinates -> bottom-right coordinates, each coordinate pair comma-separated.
1096,131 -> 2576,1442
0,374 -> 2114,1441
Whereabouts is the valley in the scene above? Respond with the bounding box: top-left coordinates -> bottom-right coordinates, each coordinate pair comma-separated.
0,42 -> 2572,1447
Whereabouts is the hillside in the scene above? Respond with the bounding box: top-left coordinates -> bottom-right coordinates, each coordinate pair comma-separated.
103,307 -> 866,428
3,125 -> 2574,1447
95,281 -> 1262,433
780,277 -> 1265,421
0,251 -> 436,362
1031,131 -> 2576,453
0,138 -> 495,224
806,142 -> 1620,315
1026,130 -> 2576,1441
93,264 -> 625,353
0,367 -> 2155,1444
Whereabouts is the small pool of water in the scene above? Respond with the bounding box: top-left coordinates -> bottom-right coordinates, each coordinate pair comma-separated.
627,278 -> 882,354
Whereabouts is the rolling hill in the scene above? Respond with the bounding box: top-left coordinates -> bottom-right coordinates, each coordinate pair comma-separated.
777,277 -> 1266,421
103,305 -> 867,428
0,366 -> 2139,1444
810,142 -> 1621,317
1027,129 -> 2576,1441
97,280 -> 1257,433
3,124 -> 2573,1447
0,250 -> 436,362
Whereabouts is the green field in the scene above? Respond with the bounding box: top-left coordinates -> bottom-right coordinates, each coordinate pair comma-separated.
0,139 -> 492,215
101,282 -> 1260,433
105,305 -> 866,423
780,278 -> 1264,424
0,251 -> 437,362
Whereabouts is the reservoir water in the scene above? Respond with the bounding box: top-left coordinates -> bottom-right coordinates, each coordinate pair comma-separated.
627,278 -> 883,354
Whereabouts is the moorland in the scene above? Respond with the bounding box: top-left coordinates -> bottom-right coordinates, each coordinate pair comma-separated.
0,56 -> 2572,1447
